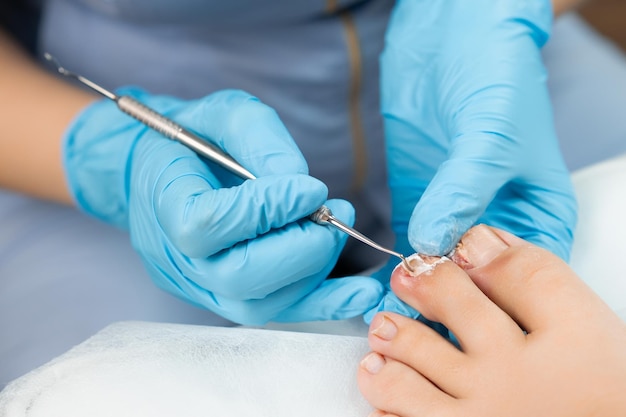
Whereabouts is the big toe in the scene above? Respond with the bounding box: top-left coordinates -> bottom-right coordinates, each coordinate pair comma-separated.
389,252 -> 522,355
451,225 -> 609,333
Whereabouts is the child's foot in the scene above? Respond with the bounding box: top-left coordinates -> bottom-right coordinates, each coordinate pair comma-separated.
358,224 -> 626,417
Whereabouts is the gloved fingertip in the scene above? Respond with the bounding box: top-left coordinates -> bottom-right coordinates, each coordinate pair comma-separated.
291,174 -> 328,203
260,174 -> 329,226
208,92 -> 310,177
408,217 -> 468,256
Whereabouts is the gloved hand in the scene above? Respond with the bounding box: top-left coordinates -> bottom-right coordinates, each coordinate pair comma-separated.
366,0 -> 577,321
64,88 -> 384,325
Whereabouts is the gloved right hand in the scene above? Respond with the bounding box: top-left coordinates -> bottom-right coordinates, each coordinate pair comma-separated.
64,88 -> 384,325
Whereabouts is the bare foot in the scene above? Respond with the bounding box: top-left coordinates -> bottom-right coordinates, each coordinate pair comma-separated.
358,224 -> 626,417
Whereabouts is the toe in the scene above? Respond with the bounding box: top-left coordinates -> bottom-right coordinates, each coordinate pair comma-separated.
452,225 -> 609,333
368,312 -> 467,397
390,255 -> 523,354
358,353 -> 454,417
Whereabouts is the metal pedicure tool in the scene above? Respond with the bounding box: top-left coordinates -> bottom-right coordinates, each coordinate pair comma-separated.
44,53 -> 414,272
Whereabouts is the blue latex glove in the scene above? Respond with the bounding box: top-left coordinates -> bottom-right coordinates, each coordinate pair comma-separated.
64,88 -> 384,325
366,0 -> 577,321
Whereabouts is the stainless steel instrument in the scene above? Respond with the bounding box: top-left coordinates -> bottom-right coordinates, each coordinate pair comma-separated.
45,53 -> 414,272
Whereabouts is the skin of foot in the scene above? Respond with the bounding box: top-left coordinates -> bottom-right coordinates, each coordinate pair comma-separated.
358,224 -> 626,417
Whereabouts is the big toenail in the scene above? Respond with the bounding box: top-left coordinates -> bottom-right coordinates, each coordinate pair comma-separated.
361,352 -> 385,375
452,224 -> 509,269
372,315 -> 397,341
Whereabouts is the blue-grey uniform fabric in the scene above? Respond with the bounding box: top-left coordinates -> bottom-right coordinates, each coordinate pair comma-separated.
40,0 -> 396,271
1,0 -> 626,385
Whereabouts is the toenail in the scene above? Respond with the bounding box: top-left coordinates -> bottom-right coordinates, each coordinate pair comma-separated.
452,224 -> 509,269
361,352 -> 385,375
371,315 -> 398,341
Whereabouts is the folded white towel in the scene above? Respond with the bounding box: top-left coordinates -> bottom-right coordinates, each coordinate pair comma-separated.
0,322 -> 372,417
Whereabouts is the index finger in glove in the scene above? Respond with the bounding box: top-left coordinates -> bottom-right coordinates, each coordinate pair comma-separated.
148,142 -> 328,258
170,89 -> 309,177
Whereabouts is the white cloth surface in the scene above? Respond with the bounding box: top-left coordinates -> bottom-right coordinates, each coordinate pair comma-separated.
1,153 -> 626,417
0,322 -> 372,417
569,154 -> 626,314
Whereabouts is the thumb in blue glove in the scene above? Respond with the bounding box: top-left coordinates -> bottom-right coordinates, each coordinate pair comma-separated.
64,88 -> 384,325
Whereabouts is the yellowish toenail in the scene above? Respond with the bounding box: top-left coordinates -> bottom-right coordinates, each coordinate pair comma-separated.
361,352 -> 385,375
371,315 -> 398,341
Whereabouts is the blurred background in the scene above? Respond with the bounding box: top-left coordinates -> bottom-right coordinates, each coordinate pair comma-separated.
580,0 -> 626,51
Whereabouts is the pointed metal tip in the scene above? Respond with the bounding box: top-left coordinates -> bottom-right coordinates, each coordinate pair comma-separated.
43,52 -> 67,75
400,255 -> 415,273
41,52 -> 117,100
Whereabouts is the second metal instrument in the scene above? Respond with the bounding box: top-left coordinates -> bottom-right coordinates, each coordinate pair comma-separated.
44,53 -> 414,272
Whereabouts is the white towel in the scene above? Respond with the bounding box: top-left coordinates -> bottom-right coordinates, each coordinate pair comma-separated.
0,322 -> 372,417
570,154 -> 626,314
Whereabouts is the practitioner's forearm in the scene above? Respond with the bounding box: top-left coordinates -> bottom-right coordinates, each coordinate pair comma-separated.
0,29 -> 96,205
553,0 -> 587,16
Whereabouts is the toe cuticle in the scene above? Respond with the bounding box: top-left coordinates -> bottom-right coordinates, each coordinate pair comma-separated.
450,241 -> 473,269
396,253 -> 446,278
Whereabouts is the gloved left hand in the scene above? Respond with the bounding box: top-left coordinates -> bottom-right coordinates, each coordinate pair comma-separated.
366,0 -> 577,321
